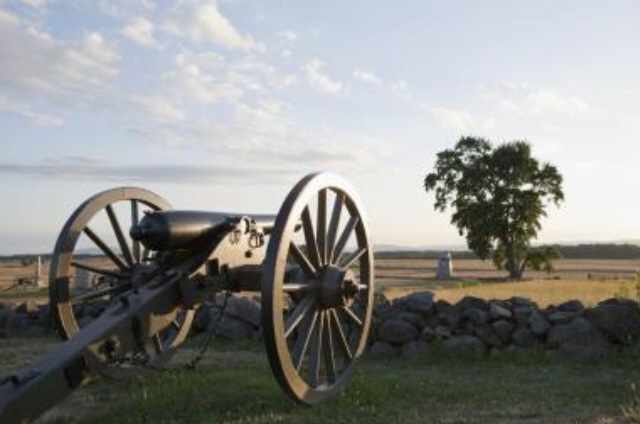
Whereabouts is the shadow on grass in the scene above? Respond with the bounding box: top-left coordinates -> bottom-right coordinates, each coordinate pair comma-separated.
37,343 -> 640,424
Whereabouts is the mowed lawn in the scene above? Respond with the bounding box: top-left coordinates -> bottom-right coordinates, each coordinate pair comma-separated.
2,338 -> 640,424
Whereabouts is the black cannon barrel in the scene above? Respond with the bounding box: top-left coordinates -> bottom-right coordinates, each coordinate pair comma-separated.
130,210 -> 276,251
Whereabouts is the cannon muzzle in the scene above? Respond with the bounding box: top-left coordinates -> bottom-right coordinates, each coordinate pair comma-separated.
130,210 -> 276,250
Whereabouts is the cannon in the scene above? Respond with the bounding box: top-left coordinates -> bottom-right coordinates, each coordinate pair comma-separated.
0,172 -> 374,423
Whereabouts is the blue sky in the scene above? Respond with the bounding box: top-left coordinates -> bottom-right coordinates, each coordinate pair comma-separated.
1,0 -> 639,254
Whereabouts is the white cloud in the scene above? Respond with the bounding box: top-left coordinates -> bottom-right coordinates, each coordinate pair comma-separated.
276,30 -> 297,42
391,80 -> 411,101
428,106 -> 476,132
0,95 -> 64,126
18,0 -> 47,11
122,17 -> 157,47
21,110 -> 64,126
481,83 -> 589,117
98,0 -> 155,19
171,52 -> 243,104
353,69 -> 381,85
527,90 -> 588,115
130,95 -> 185,122
166,3 -> 264,52
0,9 -> 21,27
130,127 -> 186,147
0,13 -> 120,108
304,58 -> 342,94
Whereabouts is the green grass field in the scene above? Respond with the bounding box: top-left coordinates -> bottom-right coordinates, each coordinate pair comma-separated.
2,338 -> 637,424
3,258 -> 640,423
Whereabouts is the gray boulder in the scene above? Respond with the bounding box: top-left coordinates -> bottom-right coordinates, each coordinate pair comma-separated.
513,306 -> 534,327
374,301 -> 402,320
0,309 -> 25,338
434,325 -> 452,339
442,335 -> 486,356
456,296 -> 489,311
462,308 -> 488,325
489,302 -> 512,320
512,327 -> 536,348
217,315 -> 256,340
222,296 -> 261,328
528,310 -> 550,336
547,317 -> 610,361
492,320 -> 515,344
397,311 -> 427,330
510,297 -> 538,309
404,291 -> 434,316
547,311 -> 576,326
474,324 -> 503,348
584,299 -> 640,344
419,326 -> 436,342
378,319 -> 418,344
557,300 -> 585,313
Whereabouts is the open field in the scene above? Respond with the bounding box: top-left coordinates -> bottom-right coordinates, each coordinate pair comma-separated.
377,258 -> 640,306
1,338 -> 639,424
2,258 -> 640,423
2,258 -> 640,307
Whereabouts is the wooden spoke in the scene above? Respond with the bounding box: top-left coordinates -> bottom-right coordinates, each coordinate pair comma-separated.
289,242 -> 317,280
291,311 -> 318,371
326,192 -> 344,264
282,282 -> 313,293
317,189 -> 327,266
322,311 -> 336,383
105,204 -> 134,267
83,226 -> 128,271
152,334 -> 163,354
340,247 -> 367,271
332,216 -> 359,264
131,200 -> 141,263
70,285 -> 120,304
340,305 -> 363,327
70,260 -> 121,279
330,309 -> 353,360
285,295 -> 316,338
309,311 -> 324,387
171,319 -> 181,331
301,206 -> 321,269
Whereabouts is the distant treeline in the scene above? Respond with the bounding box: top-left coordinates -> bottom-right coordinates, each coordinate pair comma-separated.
2,243 -> 640,263
375,244 -> 640,260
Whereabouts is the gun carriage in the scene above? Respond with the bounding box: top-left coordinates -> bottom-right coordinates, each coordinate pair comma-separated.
0,172 -> 374,423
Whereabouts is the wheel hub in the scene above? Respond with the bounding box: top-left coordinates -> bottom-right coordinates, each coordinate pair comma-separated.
319,266 -> 358,308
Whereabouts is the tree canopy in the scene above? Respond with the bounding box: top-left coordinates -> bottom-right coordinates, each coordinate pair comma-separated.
424,136 -> 564,279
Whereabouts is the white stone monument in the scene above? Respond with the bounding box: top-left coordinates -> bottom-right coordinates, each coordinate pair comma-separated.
35,255 -> 47,288
436,252 -> 453,280
74,267 -> 94,291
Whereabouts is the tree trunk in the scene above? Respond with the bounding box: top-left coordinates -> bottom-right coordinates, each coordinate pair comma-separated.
505,242 -> 522,280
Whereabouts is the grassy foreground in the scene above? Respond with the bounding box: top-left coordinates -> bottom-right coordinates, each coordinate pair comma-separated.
2,338 -> 637,424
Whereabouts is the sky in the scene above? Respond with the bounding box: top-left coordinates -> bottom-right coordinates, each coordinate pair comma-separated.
0,0 -> 639,254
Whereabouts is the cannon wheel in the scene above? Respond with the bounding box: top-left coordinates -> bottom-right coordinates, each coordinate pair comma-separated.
262,173 -> 374,404
49,187 -> 195,370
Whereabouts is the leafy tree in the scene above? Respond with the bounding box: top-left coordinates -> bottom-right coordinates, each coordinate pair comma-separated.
424,136 -> 564,279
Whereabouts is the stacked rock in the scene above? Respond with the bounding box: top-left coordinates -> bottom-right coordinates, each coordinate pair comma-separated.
0,300 -> 51,338
370,292 -> 640,362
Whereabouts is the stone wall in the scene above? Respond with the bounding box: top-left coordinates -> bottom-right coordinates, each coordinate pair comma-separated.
371,292 -> 640,361
4,292 -> 640,365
